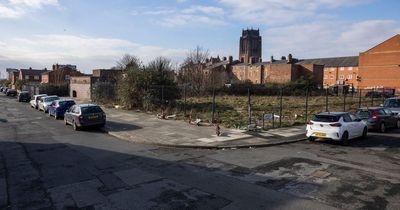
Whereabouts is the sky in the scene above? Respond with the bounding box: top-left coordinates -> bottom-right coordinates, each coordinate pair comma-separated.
0,0 -> 400,77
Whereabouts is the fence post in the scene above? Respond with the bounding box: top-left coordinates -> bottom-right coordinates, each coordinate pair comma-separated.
183,85 -> 187,119
262,112 -> 265,130
325,88 -> 329,112
248,88 -> 251,125
279,88 -> 283,128
382,88 -> 385,106
212,87 -> 216,123
343,92 -> 346,112
359,88 -> 362,108
305,88 -> 309,124
371,88 -> 374,107
272,112 -> 275,129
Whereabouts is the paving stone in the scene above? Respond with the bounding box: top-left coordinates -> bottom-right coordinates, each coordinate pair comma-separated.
114,168 -> 162,186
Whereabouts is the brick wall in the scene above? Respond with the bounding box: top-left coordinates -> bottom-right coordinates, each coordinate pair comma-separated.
70,76 -> 93,101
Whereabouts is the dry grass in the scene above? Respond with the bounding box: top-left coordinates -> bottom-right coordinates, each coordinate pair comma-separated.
172,95 -> 385,129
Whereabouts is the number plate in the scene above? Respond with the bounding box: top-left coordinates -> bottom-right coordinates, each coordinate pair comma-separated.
88,116 -> 98,119
314,133 -> 327,137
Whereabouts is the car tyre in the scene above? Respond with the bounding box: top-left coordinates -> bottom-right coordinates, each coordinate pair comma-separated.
397,120 -> 400,129
64,118 -> 68,125
341,131 -> 349,146
54,113 -> 58,120
73,121 -> 79,131
308,137 -> 315,142
362,127 -> 368,139
380,123 -> 386,133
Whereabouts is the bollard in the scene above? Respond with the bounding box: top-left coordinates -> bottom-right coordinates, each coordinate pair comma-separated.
216,111 -> 221,136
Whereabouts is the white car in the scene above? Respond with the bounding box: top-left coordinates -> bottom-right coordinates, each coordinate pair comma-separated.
38,95 -> 60,113
30,94 -> 47,109
306,112 -> 368,145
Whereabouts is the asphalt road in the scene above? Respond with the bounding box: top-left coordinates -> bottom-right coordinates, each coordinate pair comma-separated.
0,94 -> 399,210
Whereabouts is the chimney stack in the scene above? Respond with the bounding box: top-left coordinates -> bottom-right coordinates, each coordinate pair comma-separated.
228,56 -> 233,64
270,56 -> 274,63
288,54 -> 293,64
223,57 -> 227,61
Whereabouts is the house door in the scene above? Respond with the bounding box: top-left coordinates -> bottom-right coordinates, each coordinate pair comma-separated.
72,90 -> 77,98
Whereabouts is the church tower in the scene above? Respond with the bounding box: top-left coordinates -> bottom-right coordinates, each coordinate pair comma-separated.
239,29 -> 262,64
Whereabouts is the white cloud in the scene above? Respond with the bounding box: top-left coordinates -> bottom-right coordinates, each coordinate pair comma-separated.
218,0 -> 368,25
0,0 -> 58,18
133,5 -> 226,27
265,20 -> 400,59
0,34 -> 188,72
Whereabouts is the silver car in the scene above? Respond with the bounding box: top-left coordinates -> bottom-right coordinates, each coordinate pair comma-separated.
383,97 -> 400,115
30,94 -> 48,109
38,95 -> 60,113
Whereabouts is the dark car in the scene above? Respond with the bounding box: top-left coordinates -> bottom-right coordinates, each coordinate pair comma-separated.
64,104 -> 106,130
6,89 -> 17,97
355,107 -> 399,132
48,99 -> 76,119
17,91 -> 31,102
366,91 -> 394,98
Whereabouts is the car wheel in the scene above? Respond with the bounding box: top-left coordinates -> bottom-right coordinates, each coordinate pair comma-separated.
48,111 -> 52,117
54,113 -> 58,120
397,120 -> 400,129
308,137 -> 315,142
73,121 -> 79,131
64,118 -> 68,125
341,131 -> 349,146
380,123 -> 386,133
362,127 -> 368,139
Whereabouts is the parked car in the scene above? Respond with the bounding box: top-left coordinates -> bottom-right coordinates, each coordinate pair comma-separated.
38,95 -> 60,113
0,87 -> 5,92
48,99 -> 76,119
30,94 -> 48,109
355,107 -> 399,132
64,104 -> 106,130
366,91 -> 394,98
306,112 -> 368,145
6,89 -> 17,97
17,91 -> 31,102
383,97 -> 400,115
2,87 -> 9,93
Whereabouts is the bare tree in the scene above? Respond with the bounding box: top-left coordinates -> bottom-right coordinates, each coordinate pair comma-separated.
116,54 -> 142,70
178,46 -> 210,95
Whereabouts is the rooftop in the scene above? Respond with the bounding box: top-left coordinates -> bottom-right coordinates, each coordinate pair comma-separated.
296,56 -> 359,67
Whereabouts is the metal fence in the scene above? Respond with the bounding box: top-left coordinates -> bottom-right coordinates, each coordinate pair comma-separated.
93,84 -> 395,130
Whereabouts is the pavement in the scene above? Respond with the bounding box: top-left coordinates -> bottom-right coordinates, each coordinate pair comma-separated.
102,108 -> 307,148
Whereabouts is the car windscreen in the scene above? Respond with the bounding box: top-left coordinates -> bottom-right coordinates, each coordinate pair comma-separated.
20,93 -> 30,96
312,115 -> 340,122
384,99 -> 400,108
356,110 -> 371,118
81,106 -> 103,114
44,97 -> 59,102
59,101 -> 75,107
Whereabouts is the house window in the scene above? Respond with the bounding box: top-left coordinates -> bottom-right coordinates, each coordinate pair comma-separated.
339,74 -> 344,79
348,67 -> 353,70
347,75 -> 353,79
25,75 -> 29,80
340,67 -> 345,71
34,75 -> 39,80
330,75 -> 334,79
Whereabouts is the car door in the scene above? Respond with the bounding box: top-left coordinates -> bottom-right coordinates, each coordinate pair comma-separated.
350,114 -> 364,136
383,108 -> 396,128
66,105 -> 75,123
343,114 -> 357,138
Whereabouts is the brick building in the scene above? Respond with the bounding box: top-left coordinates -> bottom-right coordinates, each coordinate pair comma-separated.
70,69 -> 122,101
358,34 -> 400,90
41,64 -> 84,85
297,56 -> 359,88
239,29 -> 262,64
18,68 -> 48,84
